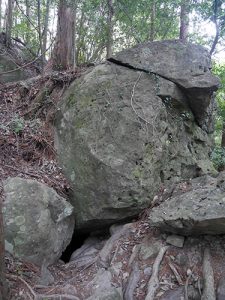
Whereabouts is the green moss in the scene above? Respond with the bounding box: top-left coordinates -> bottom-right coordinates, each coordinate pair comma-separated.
74,117 -> 86,129
132,166 -> 144,179
144,143 -> 154,161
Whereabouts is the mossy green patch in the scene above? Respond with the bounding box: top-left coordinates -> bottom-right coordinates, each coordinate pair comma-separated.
132,166 -> 144,179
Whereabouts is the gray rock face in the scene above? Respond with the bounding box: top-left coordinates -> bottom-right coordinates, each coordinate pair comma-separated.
55,40 -> 217,231
148,172 -> 225,235
3,177 -> 74,266
109,40 -> 220,132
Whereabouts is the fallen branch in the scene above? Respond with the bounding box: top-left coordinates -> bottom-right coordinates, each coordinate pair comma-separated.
145,246 -> 169,300
35,294 -> 80,300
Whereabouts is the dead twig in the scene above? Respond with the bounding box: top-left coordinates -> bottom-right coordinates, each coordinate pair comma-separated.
168,261 -> 183,285
184,270 -> 192,300
130,72 -> 152,125
145,246 -> 169,300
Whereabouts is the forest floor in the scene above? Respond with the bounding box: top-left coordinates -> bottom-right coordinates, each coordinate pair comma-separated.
1,70 -> 225,300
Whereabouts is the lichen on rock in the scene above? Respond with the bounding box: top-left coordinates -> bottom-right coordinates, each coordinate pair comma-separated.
54,40 -> 219,232
3,177 -> 74,266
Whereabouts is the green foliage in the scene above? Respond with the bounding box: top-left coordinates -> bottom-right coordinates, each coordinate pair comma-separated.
211,146 -> 225,170
10,116 -> 25,134
213,63 -> 225,144
2,0 -> 225,66
211,63 -> 225,170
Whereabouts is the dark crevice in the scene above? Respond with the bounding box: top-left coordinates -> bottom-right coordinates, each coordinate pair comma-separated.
108,57 -> 180,86
60,231 -> 90,263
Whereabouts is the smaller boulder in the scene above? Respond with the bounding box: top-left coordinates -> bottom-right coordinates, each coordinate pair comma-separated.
3,177 -> 74,266
148,172 -> 225,235
166,235 -> 184,248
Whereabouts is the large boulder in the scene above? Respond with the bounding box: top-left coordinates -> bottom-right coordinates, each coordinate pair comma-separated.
3,177 -> 74,266
54,40 -> 218,231
148,172 -> 225,235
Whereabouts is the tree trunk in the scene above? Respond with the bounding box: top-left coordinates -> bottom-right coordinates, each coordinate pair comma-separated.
149,0 -> 156,41
42,0 -> 50,60
0,0 -> 2,31
25,0 -> 31,44
37,0 -> 44,70
210,0 -> 220,56
52,0 -> 75,70
0,198 -> 7,300
179,0 -> 189,42
106,0 -> 113,59
5,0 -> 15,47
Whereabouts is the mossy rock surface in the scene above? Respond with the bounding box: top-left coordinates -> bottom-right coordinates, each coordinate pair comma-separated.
55,41 -> 218,231
3,177 -> 74,266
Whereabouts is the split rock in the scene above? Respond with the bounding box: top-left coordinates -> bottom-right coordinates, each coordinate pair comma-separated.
109,40 -> 220,132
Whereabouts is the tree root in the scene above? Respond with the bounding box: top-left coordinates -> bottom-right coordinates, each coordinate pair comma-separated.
201,247 -> 216,300
145,246 -> 169,300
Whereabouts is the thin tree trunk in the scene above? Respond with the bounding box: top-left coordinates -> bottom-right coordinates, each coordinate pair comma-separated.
0,198 -> 7,300
179,0 -> 189,42
52,0 -> 75,70
106,0 -> 113,59
149,0 -> 155,41
25,0 -> 31,44
14,7 -> 18,37
5,0 -> 14,47
42,0 -> 50,60
72,4 -> 77,66
0,0 -> 2,31
210,0 -> 220,56
37,0 -> 44,69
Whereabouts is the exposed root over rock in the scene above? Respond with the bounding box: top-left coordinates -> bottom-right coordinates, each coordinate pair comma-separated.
145,246 -> 169,300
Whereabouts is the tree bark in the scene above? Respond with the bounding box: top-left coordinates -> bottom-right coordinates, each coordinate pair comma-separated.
179,0 -> 189,42
0,0 -> 2,31
210,0 -> 220,56
42,0 -> 51,60
37,0 -> 44,70
25,0 -> 31,44
0,198 -> 7,300
106,0 -> 113,59
52,0 -> 75,70
5,0 -> 15,47
149,0 -> 156,41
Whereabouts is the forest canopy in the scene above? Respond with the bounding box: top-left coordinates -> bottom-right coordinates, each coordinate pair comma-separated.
0,0 -> 224,65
